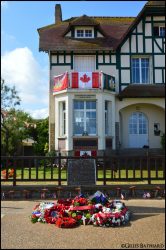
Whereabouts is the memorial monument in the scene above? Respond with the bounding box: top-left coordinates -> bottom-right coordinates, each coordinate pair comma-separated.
67,158 -> 96,185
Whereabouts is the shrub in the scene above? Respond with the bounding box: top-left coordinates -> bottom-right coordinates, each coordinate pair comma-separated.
160,132 -> 165,149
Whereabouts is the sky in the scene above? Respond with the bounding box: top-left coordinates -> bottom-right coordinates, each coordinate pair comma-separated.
1,0 -> 147,119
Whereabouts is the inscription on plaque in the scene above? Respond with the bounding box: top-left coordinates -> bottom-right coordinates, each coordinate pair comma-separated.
67,159 -> 96,185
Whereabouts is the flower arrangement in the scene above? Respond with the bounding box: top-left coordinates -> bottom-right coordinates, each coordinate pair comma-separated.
71,196 -> 88,206
143,192 -> 151,198
30,191 -> 131,228
89,191 -> 109,205
1,168 -> 14,179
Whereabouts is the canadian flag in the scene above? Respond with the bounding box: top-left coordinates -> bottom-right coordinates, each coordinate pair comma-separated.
71,72 -> 101,89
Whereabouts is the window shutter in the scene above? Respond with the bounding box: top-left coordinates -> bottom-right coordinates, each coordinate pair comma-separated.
71,27 -> 75,37
71,72 -> 79,88
94,27 -> 97,38
92,72 -> 99,88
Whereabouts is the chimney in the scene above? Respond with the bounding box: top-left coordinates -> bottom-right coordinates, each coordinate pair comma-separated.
55,4 -> 62,23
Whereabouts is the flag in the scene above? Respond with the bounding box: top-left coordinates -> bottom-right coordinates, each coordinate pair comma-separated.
103,73 -> 115,91
71,72 -> 101,89
53,72 -> 68,92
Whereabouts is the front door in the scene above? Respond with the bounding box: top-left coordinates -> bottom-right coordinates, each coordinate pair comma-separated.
128,112 -> 148,148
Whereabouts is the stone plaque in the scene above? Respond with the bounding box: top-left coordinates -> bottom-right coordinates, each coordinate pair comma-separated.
67,159 -> 96,185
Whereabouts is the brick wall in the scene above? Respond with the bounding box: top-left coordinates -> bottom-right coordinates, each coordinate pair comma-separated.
49,123 -> 55,151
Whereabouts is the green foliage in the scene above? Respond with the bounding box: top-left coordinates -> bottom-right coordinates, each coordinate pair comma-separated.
33,118 -> 49,155
160,133 -> 165,149
30,215 -> 38,223
1,78 -> 21,110
44,142 -> 49,154
1,79 -> 49,156
1,109 -> 33,155
45,150 -> 57,157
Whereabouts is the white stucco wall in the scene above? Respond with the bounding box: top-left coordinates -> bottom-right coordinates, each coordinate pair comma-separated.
119,103 -> 165,148
53,89 -> 116,151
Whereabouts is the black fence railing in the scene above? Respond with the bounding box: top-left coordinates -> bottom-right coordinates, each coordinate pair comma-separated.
1,153 -> 165,186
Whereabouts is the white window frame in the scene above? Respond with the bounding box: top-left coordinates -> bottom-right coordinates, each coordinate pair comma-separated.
131,57 -> 150,84
59,101 -> 66,137
73,55 -> 96,72
73,100 -> 96,136
75,27 -> 94,38
159,26 -> 165,37
129,112 -> 148,135
105,101 -> 108,136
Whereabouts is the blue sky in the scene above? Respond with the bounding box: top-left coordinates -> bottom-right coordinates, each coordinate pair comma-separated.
1,1 -> 147,118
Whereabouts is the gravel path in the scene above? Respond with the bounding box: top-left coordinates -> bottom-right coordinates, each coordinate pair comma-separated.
1,199 -> 165,249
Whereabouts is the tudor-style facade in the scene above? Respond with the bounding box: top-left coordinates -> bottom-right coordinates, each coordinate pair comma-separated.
38,1 -> 165,155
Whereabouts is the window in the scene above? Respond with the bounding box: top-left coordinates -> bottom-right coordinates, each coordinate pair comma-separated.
75,27 -> 94,38
76,30 -> 84,37
129,112 -> 147,135
153,26 -> 165,37
159,26 -> 165,37
85,30 -> 92,37
73,100 -> 96,135
153,26 -> 159,36
105,101 -> 108,135
74,55 -> 96,71
59,102 -> 66,136
132,58 -> 150,84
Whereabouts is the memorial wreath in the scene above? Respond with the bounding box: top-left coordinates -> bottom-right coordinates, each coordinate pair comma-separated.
30,191 -> 131,228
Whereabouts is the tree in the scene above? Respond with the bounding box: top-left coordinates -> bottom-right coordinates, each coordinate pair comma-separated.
1,79 -> 48,156
1,79 -> 37,155
1,108 -> 34,155
1,78 -> 21,110
1,78 -> 21,155
160,132 -> 165,149
33,118 -> 49,155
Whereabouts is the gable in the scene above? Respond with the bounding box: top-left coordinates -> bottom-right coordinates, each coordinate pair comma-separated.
116,0 -> 165,50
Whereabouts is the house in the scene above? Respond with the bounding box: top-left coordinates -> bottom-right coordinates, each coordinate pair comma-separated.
38,1 -> 165,156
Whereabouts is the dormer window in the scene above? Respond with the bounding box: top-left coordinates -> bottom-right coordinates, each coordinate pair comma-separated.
75,27 -> 94,38
77,29 -> 84,37
85,29 -> 93,37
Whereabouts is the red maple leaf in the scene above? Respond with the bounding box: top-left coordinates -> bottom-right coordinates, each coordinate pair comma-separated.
80,74 -> 90,83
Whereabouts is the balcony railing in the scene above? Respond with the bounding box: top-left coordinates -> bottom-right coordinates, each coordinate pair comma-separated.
53,72 -> 115,93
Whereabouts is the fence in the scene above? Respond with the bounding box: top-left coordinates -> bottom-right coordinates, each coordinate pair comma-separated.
1,152 -> 165,186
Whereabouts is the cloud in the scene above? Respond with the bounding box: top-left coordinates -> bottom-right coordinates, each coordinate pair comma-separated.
1,47 -> 49,118
26,108 -> 48,119
1,1 -> 8,8
1,30 -> 16,42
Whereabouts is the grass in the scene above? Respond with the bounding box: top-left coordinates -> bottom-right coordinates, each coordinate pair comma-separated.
1,166 -> 165,186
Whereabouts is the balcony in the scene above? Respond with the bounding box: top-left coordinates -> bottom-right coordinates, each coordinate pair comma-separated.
53,72 -> 115,93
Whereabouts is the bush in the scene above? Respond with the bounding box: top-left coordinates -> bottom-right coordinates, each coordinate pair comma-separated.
160,133 -> 165,149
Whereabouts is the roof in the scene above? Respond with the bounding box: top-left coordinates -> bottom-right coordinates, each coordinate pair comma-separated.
38,1 -> 165,52
117,85 -> 165,99
146,1 -> 165,7
69,15 -> 100,26
116,0 -> 165,49
22,138 -> 37,146
38,16 -> 135,52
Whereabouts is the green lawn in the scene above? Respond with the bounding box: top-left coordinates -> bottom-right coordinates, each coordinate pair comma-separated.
1,166 -> 165,185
